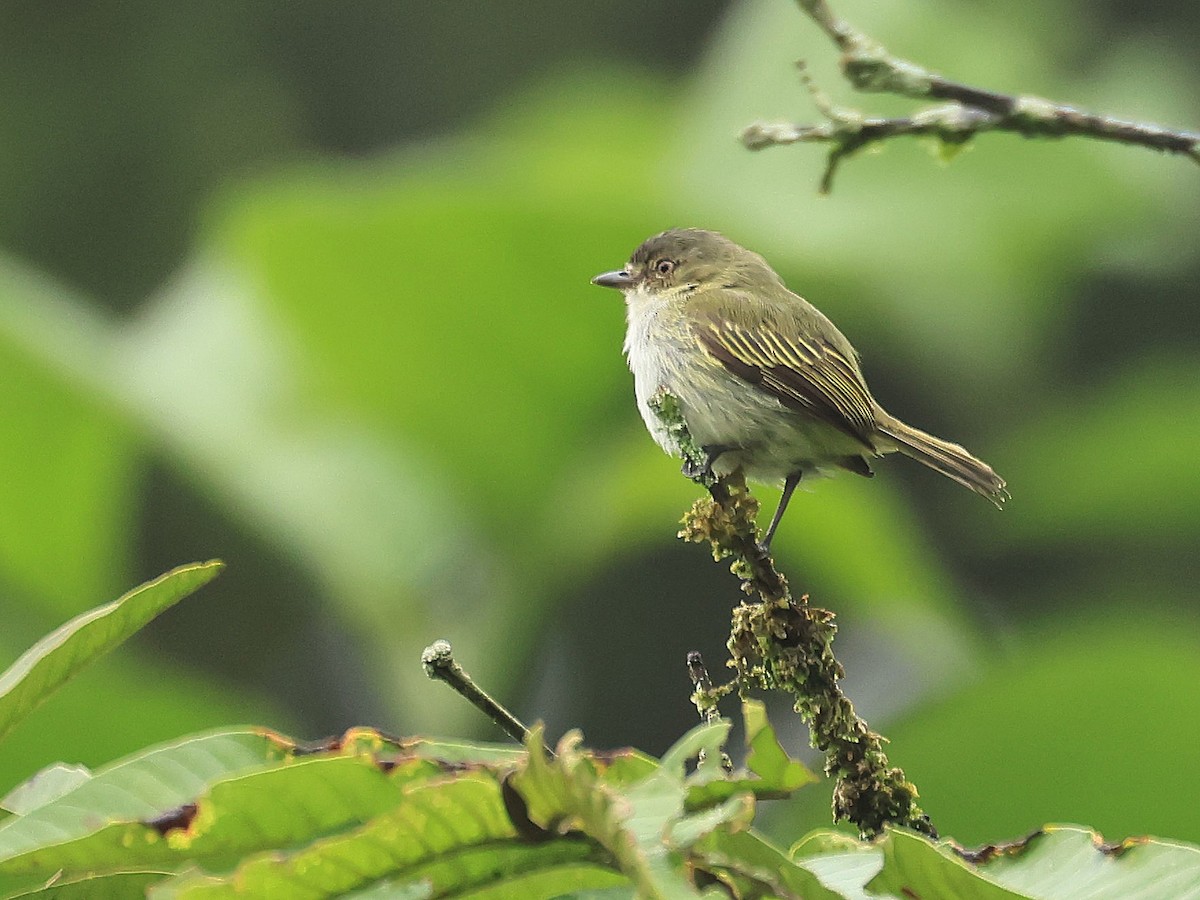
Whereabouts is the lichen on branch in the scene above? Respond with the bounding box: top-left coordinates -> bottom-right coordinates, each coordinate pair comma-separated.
654,387 -> 935,838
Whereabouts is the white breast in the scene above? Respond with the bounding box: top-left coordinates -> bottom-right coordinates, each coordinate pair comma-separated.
623,287 -> 681,454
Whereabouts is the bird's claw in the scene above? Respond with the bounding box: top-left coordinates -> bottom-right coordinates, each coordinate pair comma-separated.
681,444 -> 734,482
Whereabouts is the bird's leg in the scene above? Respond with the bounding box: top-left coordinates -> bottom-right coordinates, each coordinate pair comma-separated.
762,471 -> 802,551
681,443 -> 736,481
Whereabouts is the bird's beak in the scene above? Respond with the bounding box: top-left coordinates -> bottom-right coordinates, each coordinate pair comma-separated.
591,270 -> 634,289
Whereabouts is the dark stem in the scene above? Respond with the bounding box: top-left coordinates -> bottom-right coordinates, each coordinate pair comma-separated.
421,640 -> 546,753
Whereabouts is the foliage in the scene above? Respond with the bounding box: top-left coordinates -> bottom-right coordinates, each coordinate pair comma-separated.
0,563 -> 222,743
0,577 -> 1196,897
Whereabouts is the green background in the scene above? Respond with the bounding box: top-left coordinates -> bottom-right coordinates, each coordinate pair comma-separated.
0,0 -> 1198,848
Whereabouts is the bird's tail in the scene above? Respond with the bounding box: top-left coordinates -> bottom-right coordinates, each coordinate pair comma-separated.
876,414 -> 1009,508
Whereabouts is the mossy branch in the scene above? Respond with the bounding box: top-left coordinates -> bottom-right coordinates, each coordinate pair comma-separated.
651,388 -> 935,839
741,0 -> 1200,192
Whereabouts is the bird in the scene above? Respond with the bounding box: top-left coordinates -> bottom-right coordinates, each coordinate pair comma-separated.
592,228 -> 1007,548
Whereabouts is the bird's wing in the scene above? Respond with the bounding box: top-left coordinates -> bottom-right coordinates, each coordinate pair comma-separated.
692,313 -> 878,448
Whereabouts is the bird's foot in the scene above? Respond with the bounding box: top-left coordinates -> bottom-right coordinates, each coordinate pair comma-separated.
680,444 -> 735,482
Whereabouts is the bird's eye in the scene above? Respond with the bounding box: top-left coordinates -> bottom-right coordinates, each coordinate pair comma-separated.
655,259 -> 675,276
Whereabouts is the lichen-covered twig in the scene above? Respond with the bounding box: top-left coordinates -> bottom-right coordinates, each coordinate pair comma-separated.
685,654 -> 719,722
421,640 -> 548,753
742,0 -> 1200,192
686,651 -> 727,727
686,651 -> 735,772
653,389 -> 935,838
726,596 -> 935,839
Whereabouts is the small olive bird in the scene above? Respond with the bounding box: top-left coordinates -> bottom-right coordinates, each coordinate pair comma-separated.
592,229 -> 1007,548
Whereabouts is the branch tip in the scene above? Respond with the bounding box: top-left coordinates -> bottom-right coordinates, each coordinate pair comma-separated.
421,640 -> 538,750
420,639 -> 454,674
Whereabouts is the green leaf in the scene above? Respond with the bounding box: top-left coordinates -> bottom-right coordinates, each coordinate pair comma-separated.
0,727 -> 638,898
976,825 -> 1200,899
0,725 -> 668,896
694,829 -> 845,900
686,701 -> 816,809
158,772 -> 620,899
784,826 -> 1200,899
333,859 -> 626,900
743,700 -> 817,793
0,730 -> 288,869
790,829 -> 869,861
669,794 -> 755,852
395,737 -> 525,766
0,763 -> 91,816
0,726 -> 514,885
867,829 -> 1032,899
7,870 -> 170,898
660,722 -> 731,778
788,829 -> 886,899
0,756 -> 413,879
338,882 -> 434,900
0,651 -> 294,819
0,561 -> 224,742
512,724 -> 800,898
514,728 -> 700,898
588,749 -> 661,788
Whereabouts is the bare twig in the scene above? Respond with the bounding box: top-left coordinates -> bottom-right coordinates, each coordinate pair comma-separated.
421,640 -> 547,752
743,0 -> 1200,191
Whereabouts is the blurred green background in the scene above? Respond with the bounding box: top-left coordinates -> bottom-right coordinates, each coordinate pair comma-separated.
1,0 -> 1198,849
